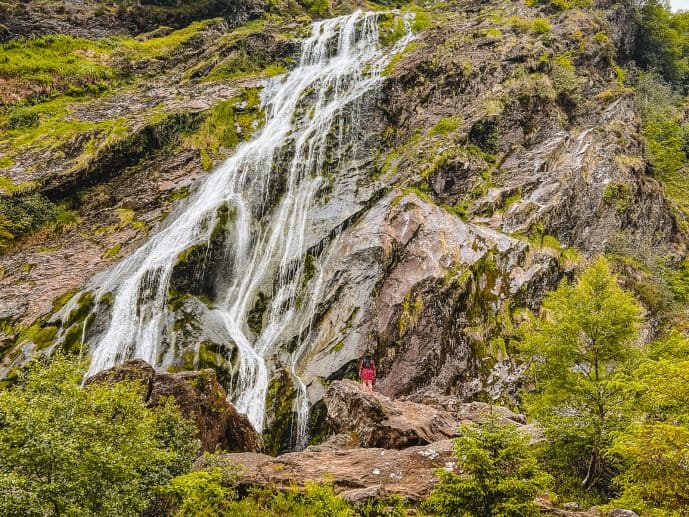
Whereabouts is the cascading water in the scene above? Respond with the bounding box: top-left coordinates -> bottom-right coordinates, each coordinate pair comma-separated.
57,10 -> 414,440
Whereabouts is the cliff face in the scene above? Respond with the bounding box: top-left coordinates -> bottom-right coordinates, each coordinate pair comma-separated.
0,0 -> 684,450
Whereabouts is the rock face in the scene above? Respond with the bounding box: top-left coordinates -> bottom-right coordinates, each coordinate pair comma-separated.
324,380 -> 462,448
203,437 -> 456,501
0,0 -> 265,41
1,0 -> 687,455
324,380 -> 535,449
86,359 -> 263,453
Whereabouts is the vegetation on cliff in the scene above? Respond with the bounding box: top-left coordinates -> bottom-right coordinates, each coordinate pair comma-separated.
2,0 -> 689,514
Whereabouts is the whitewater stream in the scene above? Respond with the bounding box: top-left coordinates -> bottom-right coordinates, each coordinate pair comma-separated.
58,10 -> 413,443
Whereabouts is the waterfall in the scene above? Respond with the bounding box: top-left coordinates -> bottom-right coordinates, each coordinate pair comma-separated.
59,10 -> 414,437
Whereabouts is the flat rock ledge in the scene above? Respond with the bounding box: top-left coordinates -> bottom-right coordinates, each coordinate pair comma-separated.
201,436 -> 456,502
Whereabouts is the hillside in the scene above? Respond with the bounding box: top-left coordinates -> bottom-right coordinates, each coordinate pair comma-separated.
1,0 -> 689,514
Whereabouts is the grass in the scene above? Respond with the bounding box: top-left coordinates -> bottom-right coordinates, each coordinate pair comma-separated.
111,19 -> 219,61
183,89 -> 264,167
0,34 -> 116,104
429,116 -> 462,137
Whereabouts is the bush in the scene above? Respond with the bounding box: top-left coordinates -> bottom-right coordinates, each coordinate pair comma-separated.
634,73 -> 689,216
0,356 -> 198,516
468,120 -> 500,154
549,55 -> 584,106
423,418 -> 551,517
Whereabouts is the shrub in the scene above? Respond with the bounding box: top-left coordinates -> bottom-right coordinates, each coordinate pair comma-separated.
0,355 -> 198,516
423,417 -> 551,517
468,119 -> 500,154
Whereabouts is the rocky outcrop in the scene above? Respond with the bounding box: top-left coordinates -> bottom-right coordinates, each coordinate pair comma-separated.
298,193 -> 561,410
86,359 -> 263,453
0,0 -> 265,41
324,380 -> 462,448
323,380 -> 536,449
201,436 -> 456,501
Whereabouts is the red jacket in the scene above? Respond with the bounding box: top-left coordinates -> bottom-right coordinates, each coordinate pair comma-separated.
359,359 -> 376,378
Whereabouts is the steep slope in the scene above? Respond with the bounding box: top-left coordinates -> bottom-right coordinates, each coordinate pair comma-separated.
0,0 -> 685,456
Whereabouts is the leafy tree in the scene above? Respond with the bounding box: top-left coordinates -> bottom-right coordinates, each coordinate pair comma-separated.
0,355 -> 198,516
609,333 -> 689,514
423,417 -> 552,517
634,0 -> 689,89
521,258 -> 642,495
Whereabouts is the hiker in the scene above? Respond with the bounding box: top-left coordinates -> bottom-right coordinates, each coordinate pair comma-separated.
359,355 -> 376,393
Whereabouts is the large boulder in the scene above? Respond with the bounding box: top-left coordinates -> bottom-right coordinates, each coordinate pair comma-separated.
202,436 -> 456,501
324,380 -> 462,448
86,360 -> 262,454
323,380 -> 533,449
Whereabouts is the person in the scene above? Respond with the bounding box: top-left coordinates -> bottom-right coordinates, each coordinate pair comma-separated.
358,355 -> 376,393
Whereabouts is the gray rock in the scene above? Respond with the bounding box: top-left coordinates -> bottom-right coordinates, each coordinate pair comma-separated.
607,510 -> 638,517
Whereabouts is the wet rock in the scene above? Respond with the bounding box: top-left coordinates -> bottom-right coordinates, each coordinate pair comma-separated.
202,438 -> 456,501
86,360 -> 263,454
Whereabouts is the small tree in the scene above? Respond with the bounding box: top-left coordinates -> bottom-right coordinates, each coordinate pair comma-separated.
521,257 -> 642,495
609,333 -> 689,514
423,418 -> 551,517
0,355 -> 198,516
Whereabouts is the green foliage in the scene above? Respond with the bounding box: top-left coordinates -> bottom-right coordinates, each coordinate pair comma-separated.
521,258 -> 642,496
0,355 -> 198,516
158,466 -> 237,516
378,14 -> 406,46
634,73 -> 689,218
429,116 -> 462,137
508,16 -> 552,36
609,333 -> 689,514
423,417 -> 551,516
183,90 -> 264,168
0,193 -> 78,253
634,0 -> 689,89
468,119 -> 500,154
410,8 -> 431,33
548,55 -> 584,106
298,0 -> 331,17
162,473 -> 356,516
602,182 -> 632,212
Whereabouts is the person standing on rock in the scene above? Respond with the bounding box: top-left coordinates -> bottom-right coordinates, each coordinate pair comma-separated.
359,355 -> 376,393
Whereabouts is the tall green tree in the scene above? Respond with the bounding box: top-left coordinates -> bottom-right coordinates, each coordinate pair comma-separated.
423,417 -> 551,517
635,0 -> 689,89
609,333 -> 689,514
521,258 -> 642,495
0,356 -> 198,516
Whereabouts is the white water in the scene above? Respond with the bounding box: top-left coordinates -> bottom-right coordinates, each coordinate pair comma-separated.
62,10 -> 413,438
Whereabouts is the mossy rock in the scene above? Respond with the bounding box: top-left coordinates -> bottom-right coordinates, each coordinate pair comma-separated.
169,203 -> 233,300
263,366 -> 300,455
